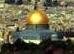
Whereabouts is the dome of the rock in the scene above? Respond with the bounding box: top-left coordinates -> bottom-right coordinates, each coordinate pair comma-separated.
27,10 -> 49,24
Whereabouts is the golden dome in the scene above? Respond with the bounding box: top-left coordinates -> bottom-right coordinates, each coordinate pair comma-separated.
27,10 -> 49,24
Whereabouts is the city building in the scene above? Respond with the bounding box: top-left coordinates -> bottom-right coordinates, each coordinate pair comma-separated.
0,0 -> 73,44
